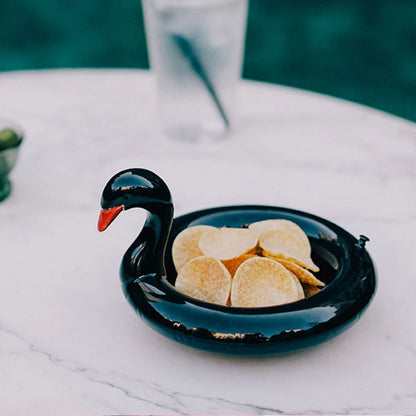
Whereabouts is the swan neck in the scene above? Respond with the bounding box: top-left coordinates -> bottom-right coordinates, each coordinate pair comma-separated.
122,204 -> 173,283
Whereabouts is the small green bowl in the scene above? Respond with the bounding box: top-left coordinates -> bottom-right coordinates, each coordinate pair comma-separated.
0,119 -> 24,202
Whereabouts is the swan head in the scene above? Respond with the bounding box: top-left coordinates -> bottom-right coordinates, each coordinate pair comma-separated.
98,168 -> 172,232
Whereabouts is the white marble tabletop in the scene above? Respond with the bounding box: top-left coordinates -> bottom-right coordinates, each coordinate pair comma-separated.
0,69 -> 415,415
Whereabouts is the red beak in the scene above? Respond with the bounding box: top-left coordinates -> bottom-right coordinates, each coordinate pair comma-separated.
97,205 -> 124,232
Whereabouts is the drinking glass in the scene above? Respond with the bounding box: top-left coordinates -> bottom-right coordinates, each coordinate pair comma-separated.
142,0 -> 248,141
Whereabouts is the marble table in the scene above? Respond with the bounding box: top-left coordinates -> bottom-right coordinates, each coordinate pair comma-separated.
0,69 -> 415,415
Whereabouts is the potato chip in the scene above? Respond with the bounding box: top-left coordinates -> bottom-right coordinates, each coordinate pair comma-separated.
249,219 -> 311,254
172,225 -> 216,272
222,254 -> 256,277
175,256 -> 231,305
276,259 -> 325,287
288,270 -> 305,299
199,227 -> 258,261
302,284 -> 322,298
230,257 -> 301,307
259,228 -> 319,272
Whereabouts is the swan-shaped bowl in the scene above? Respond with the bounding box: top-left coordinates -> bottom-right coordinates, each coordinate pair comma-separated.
98,168 -> 376,356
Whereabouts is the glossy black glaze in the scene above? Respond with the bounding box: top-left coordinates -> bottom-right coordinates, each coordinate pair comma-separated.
99,168 -> 376,356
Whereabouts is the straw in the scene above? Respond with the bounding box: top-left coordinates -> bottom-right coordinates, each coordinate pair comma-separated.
172,34 -> 230,129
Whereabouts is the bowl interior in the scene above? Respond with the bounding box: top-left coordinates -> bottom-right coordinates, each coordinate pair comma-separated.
164,206 -> 351,297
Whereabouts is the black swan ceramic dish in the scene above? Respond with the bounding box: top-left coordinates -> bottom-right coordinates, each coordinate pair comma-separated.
98,168 -> 376,356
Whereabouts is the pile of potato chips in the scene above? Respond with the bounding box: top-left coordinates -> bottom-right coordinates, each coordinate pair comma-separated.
172,219 -> 325,307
